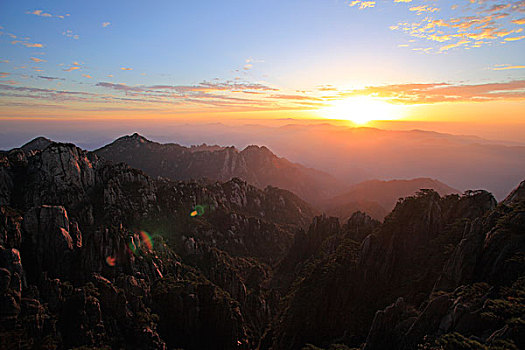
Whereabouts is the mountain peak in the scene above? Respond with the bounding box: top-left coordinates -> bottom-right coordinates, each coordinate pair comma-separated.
503,179 -> 525,205
21,136 -> 53,151
241,144 -> 275,158
116,133 -> 151,144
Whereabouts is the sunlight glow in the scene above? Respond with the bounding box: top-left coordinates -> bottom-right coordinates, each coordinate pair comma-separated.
318,96 -> 405,124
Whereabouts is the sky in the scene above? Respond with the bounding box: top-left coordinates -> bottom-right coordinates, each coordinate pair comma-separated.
0,0 -> 524,144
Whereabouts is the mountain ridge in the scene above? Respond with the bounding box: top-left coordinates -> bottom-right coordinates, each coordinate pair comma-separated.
93,133 -> 345,205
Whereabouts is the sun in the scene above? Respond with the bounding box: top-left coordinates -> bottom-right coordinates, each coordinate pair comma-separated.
319,96 -> 404,124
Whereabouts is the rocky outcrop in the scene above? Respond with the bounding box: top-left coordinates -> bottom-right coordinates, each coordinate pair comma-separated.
364,297 -> 417,350
22,205 -> 79,281
93,133 -> 343,204
344,211 -> 380,242
0,138 -> 318,349
434,218 -> 485,291
503,180 -> 525,205
152,274 -> 249,349
20,137 -> 53,152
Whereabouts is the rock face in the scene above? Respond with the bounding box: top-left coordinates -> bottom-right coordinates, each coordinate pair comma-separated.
265,187 -> 523,350
503,179 -> 525,205
93,133 -> 343,204
0,136 -> 524,350
0,139 -> 316,349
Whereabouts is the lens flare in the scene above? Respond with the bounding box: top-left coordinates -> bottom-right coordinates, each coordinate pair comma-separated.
106,256 -> 116,266
128,239 -> 138,255
140,230 -> 154,251
190,205 -> 205,217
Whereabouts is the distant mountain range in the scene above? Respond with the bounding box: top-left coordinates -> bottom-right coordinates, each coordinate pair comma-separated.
3,123 -> 524,199
19,135 -> 465,219
323,178 -> 460,220
93,133 -> 344,205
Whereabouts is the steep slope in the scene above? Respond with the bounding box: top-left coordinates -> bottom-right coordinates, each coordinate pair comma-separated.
324,178 -> 460,221
264,186 -> 525,350
0,140 -> 315,349
93,133 -> 343,204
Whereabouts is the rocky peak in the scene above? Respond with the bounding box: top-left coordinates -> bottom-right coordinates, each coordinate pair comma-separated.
344,211 -> 380,242
116,133 -> 152,145
20,136 -> 53,152
503,180 -> 525,205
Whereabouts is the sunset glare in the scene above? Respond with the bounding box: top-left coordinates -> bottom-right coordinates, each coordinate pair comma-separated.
319,96 -> 405,124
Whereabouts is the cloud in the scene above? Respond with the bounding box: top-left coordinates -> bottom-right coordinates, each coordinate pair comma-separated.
30,57 -> 46,63
337,80 -> 525,104
349,1 -> 375,10
491,64 -> 525,70
0,72 -> 10,78
63,30 -> 79,40
409,5 -> 439,14
362,0 -> 525,53
485,3 -> 512,13
0,60 -> 9,63
439,39 -> 471,51
11,40 -> 44,48
63,66 -> 80,72
121,67 -> 133,71
26,9 -> 68,19
504,35 -> 525,41
38,76 -> 64,81
96,81 -> 279,94
82,74 -> 92,79
102,22 -> 111,28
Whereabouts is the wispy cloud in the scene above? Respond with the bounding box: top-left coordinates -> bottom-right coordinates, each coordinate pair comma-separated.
37,76 -> 64,81
102,22 -> 111,28
352,0 -> 525,53
30,57 -> 46,63
504,35 -> 525,41
491,64 -> 525,70
121,67 -> 133,71
10,40 -> 44,48
63,62 -> 82,72
335,80 -> 525,104
26,10 -> 69,19
349,1 -> 375,10
0,72 -> 10,78
409,5 -> 439,15
82,74 -> 93,79
62,30 -> 79,40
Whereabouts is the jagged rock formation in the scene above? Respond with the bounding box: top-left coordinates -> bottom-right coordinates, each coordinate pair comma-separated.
0,136 -> 523,350
93,133 -> 343,204
0,139 -> 315,349
263,187 -> 523,350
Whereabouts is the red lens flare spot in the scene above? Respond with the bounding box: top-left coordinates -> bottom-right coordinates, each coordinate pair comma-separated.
106,256 -> 116,266
140,230 -> 153,251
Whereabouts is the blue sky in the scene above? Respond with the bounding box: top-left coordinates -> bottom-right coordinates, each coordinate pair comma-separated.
0,0 -> 524,133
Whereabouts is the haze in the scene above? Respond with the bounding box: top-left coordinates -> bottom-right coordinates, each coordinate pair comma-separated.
1,0 -> 524,197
